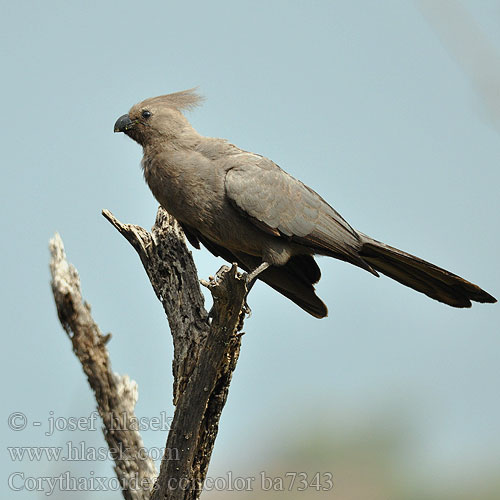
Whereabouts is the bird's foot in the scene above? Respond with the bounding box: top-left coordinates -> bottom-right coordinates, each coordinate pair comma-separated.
242,299 -> 252,317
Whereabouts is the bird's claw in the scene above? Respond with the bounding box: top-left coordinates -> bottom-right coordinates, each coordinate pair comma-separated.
242,299 -> 252,317
239,271 -> 251,283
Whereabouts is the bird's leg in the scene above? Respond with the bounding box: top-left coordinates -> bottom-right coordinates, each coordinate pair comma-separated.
240,272 -> 256,317
245,277 -> 257,293
246,262 -> 270,283
239,262 -> 270,317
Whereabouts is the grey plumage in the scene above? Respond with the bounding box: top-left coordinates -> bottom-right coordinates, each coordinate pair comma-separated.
114,89 -> 496,318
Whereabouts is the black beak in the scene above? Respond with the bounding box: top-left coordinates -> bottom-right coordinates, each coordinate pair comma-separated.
114,114 -> 134,133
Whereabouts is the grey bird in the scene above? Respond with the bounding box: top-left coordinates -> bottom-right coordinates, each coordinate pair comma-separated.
114,89 -> 496,318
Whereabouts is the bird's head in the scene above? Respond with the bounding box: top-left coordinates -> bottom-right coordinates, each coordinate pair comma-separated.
114,88 -> 203,147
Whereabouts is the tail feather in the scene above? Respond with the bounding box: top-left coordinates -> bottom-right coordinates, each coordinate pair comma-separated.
180,221 -> 495,315
234,252 -> 328,318
359,233 -> 497,307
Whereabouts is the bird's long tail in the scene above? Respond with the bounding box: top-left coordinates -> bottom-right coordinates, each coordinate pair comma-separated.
358,233 -> 496,307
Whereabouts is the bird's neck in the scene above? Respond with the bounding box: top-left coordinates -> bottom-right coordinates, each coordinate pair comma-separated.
143,126 -> 201,155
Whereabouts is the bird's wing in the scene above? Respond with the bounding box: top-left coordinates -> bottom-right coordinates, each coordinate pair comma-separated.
224,155 -> 376,273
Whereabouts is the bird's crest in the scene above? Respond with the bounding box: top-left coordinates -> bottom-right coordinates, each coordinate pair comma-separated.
141,88 -> 204,112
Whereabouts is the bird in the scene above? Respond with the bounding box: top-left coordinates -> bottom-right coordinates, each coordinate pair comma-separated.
114,88 -> 496,318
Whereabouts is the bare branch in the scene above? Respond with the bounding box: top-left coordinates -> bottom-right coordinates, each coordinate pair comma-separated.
49,233 -> 157,500
102,208 -> 209,405
103,207 -> 248,500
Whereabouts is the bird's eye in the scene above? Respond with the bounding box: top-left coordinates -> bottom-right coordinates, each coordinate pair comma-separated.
141,110 -> 152,119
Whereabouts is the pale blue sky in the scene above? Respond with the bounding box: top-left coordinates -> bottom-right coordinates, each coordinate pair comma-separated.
2,1 -> 499,497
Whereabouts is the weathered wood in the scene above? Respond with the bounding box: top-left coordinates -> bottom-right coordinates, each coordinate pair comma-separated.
49,234 -> 157,500
102,208 -> 209,405
51,206 -> 248,499
102,207 -> 248,500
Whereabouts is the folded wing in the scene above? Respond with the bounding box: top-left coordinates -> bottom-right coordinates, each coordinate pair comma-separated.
224,156 -> 376,274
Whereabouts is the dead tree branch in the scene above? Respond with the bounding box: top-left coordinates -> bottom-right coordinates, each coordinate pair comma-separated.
102,207 -> 248,500
101,208 -> 209,405
50,207 -> 248,500
49,233 -> 157,500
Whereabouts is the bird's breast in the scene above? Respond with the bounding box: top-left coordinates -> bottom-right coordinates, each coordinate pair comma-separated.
141,150 -> 289,260
143,152 -> 228,235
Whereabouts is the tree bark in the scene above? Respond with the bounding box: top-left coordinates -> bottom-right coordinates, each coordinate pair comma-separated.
50,207 -> 248,500
49,233 -> 157,500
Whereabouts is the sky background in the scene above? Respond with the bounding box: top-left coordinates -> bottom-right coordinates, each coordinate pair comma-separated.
1,1 -> 499,498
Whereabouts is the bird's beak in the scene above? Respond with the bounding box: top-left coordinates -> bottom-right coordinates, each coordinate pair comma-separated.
114,114 -> 134,133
